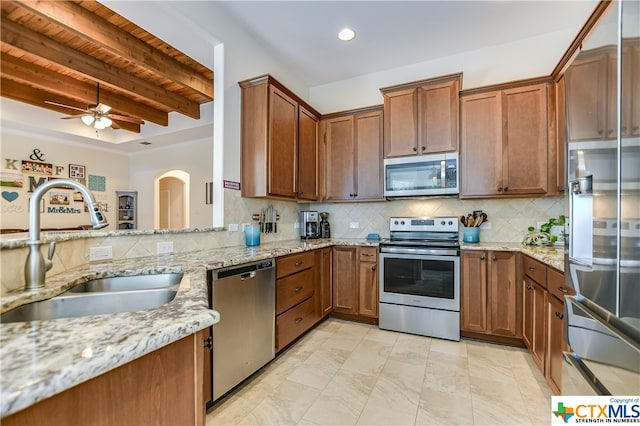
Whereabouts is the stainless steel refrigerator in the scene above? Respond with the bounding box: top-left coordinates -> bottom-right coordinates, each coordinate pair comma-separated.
563,0 -> 640,396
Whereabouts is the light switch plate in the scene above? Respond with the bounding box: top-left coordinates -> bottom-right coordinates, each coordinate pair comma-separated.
89,246 -> 112,261
157,241 -> 174,254
228,223 -> 239,232
349,222 -> 360,229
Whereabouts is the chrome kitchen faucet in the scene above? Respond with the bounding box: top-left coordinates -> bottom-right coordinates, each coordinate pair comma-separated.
25,179 -> 108,290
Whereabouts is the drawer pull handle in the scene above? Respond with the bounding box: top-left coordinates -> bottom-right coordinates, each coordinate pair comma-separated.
295,317 -> 303,324
362,253 -> 374,257
294,286 -> 302,292
557,286 -> 569,294
295,261 -> 303,266
555,311 -> 564,319
528,267 -> 535,272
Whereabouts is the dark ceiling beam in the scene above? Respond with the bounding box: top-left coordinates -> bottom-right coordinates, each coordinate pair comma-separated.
12,0 -> 213,100
1,78 -> 141,133
1,53 -> 169,126
1,17 -> 202,119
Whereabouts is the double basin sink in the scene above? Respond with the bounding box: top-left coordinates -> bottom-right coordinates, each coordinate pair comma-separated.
1,272 -> 183,323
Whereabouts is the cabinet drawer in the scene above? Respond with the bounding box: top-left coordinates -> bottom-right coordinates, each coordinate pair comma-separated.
276,268 -> 315,314
276,297 -> 316,351
359,247 -> 377,262
523,256 -> 547,287
277,251 -> 315,279
548,267 -> 574,302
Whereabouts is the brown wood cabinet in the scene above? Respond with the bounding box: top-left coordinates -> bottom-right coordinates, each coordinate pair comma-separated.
461,250 -> 521,344
275,251 -> 318,352
460,80 -> 551,198
381,74 -> 460,157
318,247 -> 333,318
521,255 -> 572,394
239,74 -> 320,201
324,107 -> 384,201
332,246 -> 379,322
4,331 -> 206,426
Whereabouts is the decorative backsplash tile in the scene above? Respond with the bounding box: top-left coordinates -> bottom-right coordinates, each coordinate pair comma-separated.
309,196 -> 565,243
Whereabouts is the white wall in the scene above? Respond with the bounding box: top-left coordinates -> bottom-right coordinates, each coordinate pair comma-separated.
128,138 -> 213,229
0,129 -> 130,230
309,28 -> 582,113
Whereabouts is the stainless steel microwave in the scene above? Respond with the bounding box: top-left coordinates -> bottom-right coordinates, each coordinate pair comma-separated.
383,153 -> 459,197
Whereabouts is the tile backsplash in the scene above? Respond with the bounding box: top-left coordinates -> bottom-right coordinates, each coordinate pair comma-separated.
309,196 -> 565,242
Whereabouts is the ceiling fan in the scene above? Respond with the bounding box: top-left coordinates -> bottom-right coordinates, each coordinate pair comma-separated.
45,83 -> 144,130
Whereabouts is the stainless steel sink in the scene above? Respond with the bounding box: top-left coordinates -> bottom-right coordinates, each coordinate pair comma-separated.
0,288 -> 178,323
67,272 -> 184,293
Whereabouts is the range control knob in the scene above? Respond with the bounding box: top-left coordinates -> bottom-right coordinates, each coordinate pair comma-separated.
394,220 -> 399,225
441,220 -> 446,225
400,220 -> 405,225
448,220 -> 453,225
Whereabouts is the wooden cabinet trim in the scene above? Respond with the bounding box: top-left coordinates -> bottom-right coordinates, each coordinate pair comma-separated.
380,72 -> 462,94
239,74 -> 320,118
460,76 -> 553,97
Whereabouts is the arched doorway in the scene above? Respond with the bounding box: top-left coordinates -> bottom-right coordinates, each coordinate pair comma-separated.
155,170 -> 190,229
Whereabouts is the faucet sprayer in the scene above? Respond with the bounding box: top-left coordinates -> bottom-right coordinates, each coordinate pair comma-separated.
25,179 -> 108,290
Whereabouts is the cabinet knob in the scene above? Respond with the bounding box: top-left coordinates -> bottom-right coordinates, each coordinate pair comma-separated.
498,187 -> 503,192
480,256 -> 486,261
421,146 -> 426,151
528,267 -> 535,272
203,335 -> 213,350
503,187 -> 508,192
413,147 -> 417,152
492,256 -> 497,261
371,265 -> 376,271
598,129 -> 604,135
526,285 -> 533,290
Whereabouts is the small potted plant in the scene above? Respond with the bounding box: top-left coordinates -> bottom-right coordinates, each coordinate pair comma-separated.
523,215 -> 566,246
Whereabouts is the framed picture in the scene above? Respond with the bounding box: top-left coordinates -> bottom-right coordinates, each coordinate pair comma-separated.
21,161 -> 53,175
49,191 -> 71,205
69,164 -> 86,179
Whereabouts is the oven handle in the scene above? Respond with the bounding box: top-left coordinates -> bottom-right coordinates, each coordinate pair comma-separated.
380,246 -> 459,256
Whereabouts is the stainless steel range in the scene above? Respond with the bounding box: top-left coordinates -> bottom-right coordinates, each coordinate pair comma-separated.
379,217 -> 460,341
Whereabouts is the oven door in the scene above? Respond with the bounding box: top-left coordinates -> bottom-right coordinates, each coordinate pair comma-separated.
379,249 -> 460,311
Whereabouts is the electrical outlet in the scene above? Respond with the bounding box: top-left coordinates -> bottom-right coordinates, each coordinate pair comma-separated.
89,246 -> 112,261
157,241 -> 174,254
228,223 -> 239,232
294,221 -> 300,229
349,222 -> 360,229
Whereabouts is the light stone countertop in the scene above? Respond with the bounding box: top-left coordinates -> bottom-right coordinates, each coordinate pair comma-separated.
0,238 -> 376,418
0,237 -> 561,418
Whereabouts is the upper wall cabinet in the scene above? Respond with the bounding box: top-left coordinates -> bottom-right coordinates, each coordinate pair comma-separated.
239,75 -> 320,201
323,106 -> 384,201
460,80 -> 553,198
380,73 -> 461,158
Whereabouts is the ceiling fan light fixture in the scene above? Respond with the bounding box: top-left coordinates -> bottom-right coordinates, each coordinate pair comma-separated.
93,116 -> 112,130
81,115 -> 95,126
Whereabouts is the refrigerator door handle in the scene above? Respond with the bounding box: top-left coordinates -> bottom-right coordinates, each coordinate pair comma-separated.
562,351 -> 611,395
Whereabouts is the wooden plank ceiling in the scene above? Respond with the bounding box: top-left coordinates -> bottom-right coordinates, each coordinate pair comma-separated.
1,0 -> 214,133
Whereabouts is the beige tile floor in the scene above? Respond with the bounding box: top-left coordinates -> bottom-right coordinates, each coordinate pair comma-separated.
206,318 -> 553,425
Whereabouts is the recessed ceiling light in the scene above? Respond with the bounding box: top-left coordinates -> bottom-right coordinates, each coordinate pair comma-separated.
338,28 -> 356,41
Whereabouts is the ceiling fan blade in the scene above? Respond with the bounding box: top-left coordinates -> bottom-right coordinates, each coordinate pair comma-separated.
60,113 -> 92,119
96,103 -> 112,114
108,113 -> 144,124
45,101 -> 88,113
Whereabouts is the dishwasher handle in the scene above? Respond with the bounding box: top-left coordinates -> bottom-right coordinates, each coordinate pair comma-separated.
241,271 -> 256,281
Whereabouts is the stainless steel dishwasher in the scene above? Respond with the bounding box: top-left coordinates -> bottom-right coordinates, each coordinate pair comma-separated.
211,259 -> 275,401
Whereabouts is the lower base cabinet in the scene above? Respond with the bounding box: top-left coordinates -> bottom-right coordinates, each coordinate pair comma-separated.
332,246 -> 378,322
461,250 -> 521,343
3,331 -> 206,426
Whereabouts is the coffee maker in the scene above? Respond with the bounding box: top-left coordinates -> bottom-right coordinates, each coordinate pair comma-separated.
299,211 -> 319,239
319,212 -> 331,238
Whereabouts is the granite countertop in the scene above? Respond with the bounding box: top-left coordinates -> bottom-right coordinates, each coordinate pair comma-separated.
460,242 -> 565,272
0,238 -> 376,418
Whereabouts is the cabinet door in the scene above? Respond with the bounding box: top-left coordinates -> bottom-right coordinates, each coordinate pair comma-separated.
531,280 -> 547,374
564,54 -> 607,141
460,91 -> 502,197
629,43 -> 640,137
354,110 -> 383,201
488,251 -> 520,337
268,85 -> 298,198
502,84 -> 549,195
297,105 -> 319,201
383,88 -> 418,158
461,251 -> 488,333
332,247 -> 357,314
320,248 -> 333,318
522,277 -> 534,349
325,115 -> 355,201
547,293 -> 565,394
357,248 -> 378,318
418,79 -> 459,153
